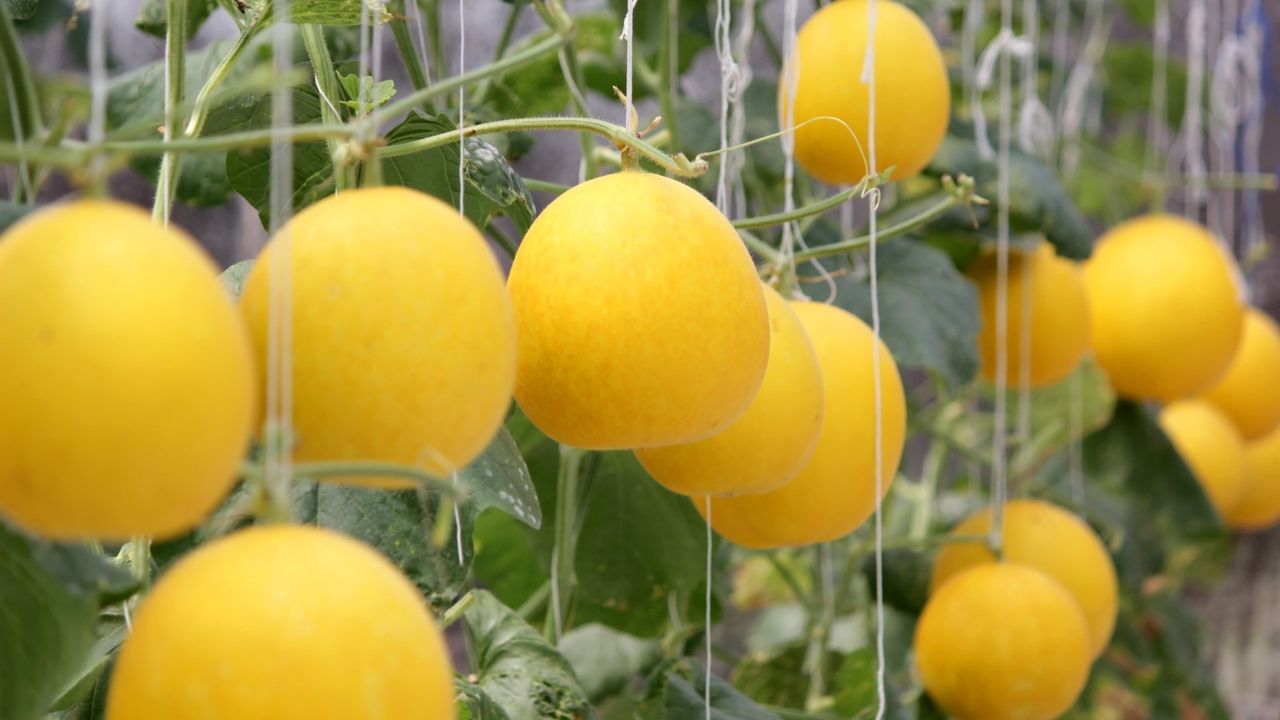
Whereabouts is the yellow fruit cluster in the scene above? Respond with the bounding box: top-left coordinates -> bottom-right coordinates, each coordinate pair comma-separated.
1079,214 -> 1280,531
916,500 -> 1117,720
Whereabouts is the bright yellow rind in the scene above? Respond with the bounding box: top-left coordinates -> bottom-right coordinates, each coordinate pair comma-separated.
702,301 -> 906,548
969,242 -> 1091,389
1082,214 -> 1244,402
915,564 -> 1092,720
636,284 -> 824,496
0,200 -> 254,540
508,171 -> 770,450
1159,399 -> 1248,517
1222,424 -> 1280,532
1199,308 -> 1280,441
930,499 -> 1118,657
240,186 -> 516,486
781,0 -> 950,185
105,525 -> 455,720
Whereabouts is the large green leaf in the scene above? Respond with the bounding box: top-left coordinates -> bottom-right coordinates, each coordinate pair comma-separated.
730,644 -> 810,711
218,259 -> 255,298
455,679 -> 513,720
134,0 -> 217,40
0,520 -> 138,720
242,0 -> 368,25
0,201 -> 33,233
639,659 -> 780,720
290,479 -> 473,611
108,36 -> 278,207
464,590 -> 590,720
925,134 -> 1094,260
485,14 -> 621,118
573,452 -> 709,636
382,112 -> 535,233
456,427 -> 541,530
1081,401 -> 1224,584
831,239 -> 981,390
558,624 -> 661,703
225,86 -> 336,227
4,0 -> 37,20
859,548 -> 932,617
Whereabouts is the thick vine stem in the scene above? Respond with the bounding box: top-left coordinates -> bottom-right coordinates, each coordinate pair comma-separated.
550,445 -> 586,641
375,32 -> 567,123
0,0 -> 44,202
300,24 -> 353,190
152,0 -> 187,222
439,590 -> 476,629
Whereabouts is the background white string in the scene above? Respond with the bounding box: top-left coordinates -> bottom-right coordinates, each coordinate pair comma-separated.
990,0 -> 1016,557
1240,0 -> 1266,263
1146,0 -> 1171,186
265,0 -> 295,510
1180,0 -> 1209,221
87,0 -> 109,189
778,0 -> 799,267
454,0 -> 467,566
621,0 -> 640,130
859,0 -> 887,715
727,0 -> 757,220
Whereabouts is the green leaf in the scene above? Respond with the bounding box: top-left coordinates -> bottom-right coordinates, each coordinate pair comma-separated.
0,200 -> 33,233
0,519 -> 138,720
336,73 -> 396,114
1102,43 -> 1187,128
973,358 -> 1117,472
382,112 -> 535,233
225,86 -> 336,227
486,14 -> 620,118
831,239 -> 981,390
455,678 -> 513,720
457,428 -> 541,530
558,624 -> 662,703
730,644 -> 810,711
639,659 -> 781,720
464,590 -> 590,720
859,549 -> 932,617
925,134 -> 1094,260
47,618 -> 125,713
218,259 -> 255,298
4,0 -> 38,20
290,479 -> 471,612
108,37 -> 274,207
244,0 -> 374,25
572,452 -> 709,636
134,0 -> 217,40
1082,401 -> 1224,581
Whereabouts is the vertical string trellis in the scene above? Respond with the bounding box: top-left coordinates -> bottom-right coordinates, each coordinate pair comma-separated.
264,0 -> 296,511
454,0 -> 468,567
778,0 -> 799,268
859,0 -> 887,715
989,0 -> 1016,556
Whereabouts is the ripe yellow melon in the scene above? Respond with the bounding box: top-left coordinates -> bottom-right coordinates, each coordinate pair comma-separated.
1199,308 -> 1280,440
781,0 -> 950,185
1222,424 -> 1280,532
930,499 -> 1118,657
507,171 -> 770,449
968,242 -> 1091,389
635,284 -> 824,496
1159,399 -> 1248,517
701,302 -> 905,547
915,564 -> 1092,720
1082,215 -> 1244,402
240,186 -> 515,486
106,525 -> 455,720
0,200 -> 254,540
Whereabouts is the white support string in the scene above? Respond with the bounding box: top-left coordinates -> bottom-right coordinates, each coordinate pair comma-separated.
859,0 -> 886,716
1210,7 -> 1260,253
727,0 -> 757,220
990,0 -> 1015,558
713,0 -> 737,212
457,0 -> 466,219
704,496 -> 713,719
87,0 -> 109,188
1180,0 -> 1209,220
1048,0 -> 1071,121
265,0 -> 295,506
1057,0 -> 1106,178
1240,0 -> 1266,263
621,0 -> 640,131
960,0 -> 985,111
1146,0 -> 1171,184
779,0 -> 799,266
454,0 -> 467,564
